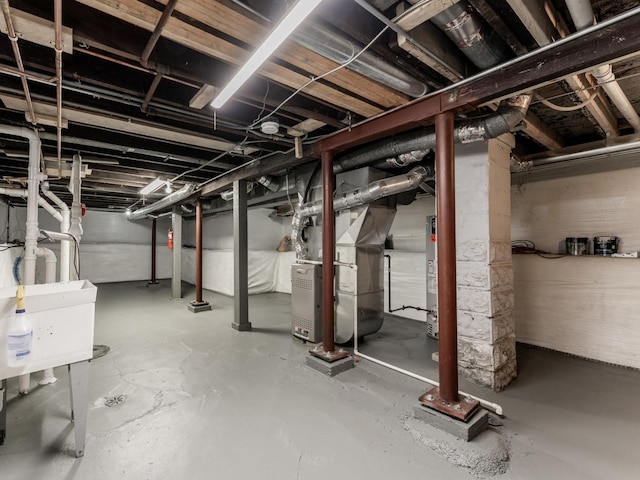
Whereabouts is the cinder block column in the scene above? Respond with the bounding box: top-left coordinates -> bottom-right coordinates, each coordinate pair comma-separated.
454,134 -> 516,391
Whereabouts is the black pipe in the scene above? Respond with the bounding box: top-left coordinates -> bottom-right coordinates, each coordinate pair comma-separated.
385,253 -> 428,314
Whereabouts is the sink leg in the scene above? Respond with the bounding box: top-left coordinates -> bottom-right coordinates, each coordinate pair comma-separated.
68,360 -> 90,457
0,379 -> 6,445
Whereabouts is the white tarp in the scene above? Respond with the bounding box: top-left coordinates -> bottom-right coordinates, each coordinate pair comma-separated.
181,248 -> 280,296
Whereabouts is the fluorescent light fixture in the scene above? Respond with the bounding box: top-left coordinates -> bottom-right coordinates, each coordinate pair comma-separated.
211,0 -> 323,109
140,177 -> 165,195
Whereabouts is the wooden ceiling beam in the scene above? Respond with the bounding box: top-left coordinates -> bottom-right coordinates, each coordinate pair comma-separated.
506,0 -> 619,137
321,9 -> 640,153
76,0 -> 394,118
167,0 -> 409,108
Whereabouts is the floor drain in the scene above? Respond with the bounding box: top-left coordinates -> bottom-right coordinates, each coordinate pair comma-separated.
93,345 -> 110,360
104,394 -> 127,407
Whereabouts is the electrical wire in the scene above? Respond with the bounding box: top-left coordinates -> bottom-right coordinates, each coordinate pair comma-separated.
248,25 -> 391,130
534,89 -> 599,112
197,148 -> 294,189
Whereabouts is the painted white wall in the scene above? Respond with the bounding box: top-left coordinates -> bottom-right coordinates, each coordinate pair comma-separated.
511,168 -> 640,254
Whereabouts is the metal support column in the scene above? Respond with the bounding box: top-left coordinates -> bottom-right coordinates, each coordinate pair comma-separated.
232,180 -> 251,331
189,198 -> 211,312
68,359 -> 90,457
308,150 -> 351,366
171,206 -> 182,299
419,112 -> 479,421
148,217 -> 159,285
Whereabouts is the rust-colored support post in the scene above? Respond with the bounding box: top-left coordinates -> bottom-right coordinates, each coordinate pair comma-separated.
195,198 -> 203,304
419,112 -> 479,421
435,111 -> 459,403
188,197 -> 211,313
149,217 -> 158,284
321,150 -> 335,353
188,197 -> 211,312
308,151 -> 350,366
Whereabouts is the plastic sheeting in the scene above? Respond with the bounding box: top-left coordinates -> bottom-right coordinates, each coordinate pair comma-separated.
79,244 -> 172,284
513,254 -> 640,369
181,248 -> 280,296
0,245 -> 20,288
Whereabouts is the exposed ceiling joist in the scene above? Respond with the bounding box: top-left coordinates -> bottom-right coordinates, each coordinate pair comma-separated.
394,0 -> 461,31
0,7 -> 73,54
1,94 -> 252,152
75,0 -> 398,118
322,9 -> 640,152
506,0 -> 619,137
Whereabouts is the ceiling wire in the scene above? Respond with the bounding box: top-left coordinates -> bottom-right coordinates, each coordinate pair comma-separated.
247,25 -> 391,131
532,69 -> 640,111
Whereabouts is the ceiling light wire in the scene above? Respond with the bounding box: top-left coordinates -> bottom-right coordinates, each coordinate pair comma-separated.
196,148 -> 294,189
248,25 -> 390,131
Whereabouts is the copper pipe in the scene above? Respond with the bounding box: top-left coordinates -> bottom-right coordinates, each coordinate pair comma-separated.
141,71 -> 163,112
141,0 -> 180,67
0,0 -> 37,125
435,111 -> 459,403
54,0 -> 63,178
0,65 -> 56,83
195,197 -> 203,304
151,217 -> 157,283
321,150 -> 335,353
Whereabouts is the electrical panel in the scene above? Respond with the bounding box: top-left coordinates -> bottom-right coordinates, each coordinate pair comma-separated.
291,263 -> 322,342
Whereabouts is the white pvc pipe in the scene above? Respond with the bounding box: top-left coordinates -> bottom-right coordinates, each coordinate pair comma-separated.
565,0 -> 640,132
0,126 -> 42,396
35,247 -> 58,385
37,196 -> 63,223
41,183 -> 70,283
0,187 -> 27,199
0,127 -> 42,285
68,154 -> 83,281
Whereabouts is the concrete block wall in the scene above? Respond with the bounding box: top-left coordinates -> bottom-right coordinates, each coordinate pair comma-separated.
455,135 -> 516,390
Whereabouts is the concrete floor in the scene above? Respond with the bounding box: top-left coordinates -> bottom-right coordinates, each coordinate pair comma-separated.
1,280 -> 639,479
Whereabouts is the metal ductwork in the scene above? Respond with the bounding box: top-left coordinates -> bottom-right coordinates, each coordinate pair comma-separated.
128,183 -> 195,220
334,94 -> 532,174
565,0 -> 640,132
220,181 -> 253,201
292,165 -> 430,259
293,22 -> 429,98
257,175 -> 280,192
430,0 -> 512,70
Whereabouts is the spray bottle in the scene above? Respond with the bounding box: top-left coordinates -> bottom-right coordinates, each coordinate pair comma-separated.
6,285 -> 33,367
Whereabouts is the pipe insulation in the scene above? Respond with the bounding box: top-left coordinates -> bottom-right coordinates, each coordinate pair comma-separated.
565,0 -> 640,132
292,166 -> 430,259
334,94 -> 531,173
128,183 -> 196,220
430,0 -> 512,70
